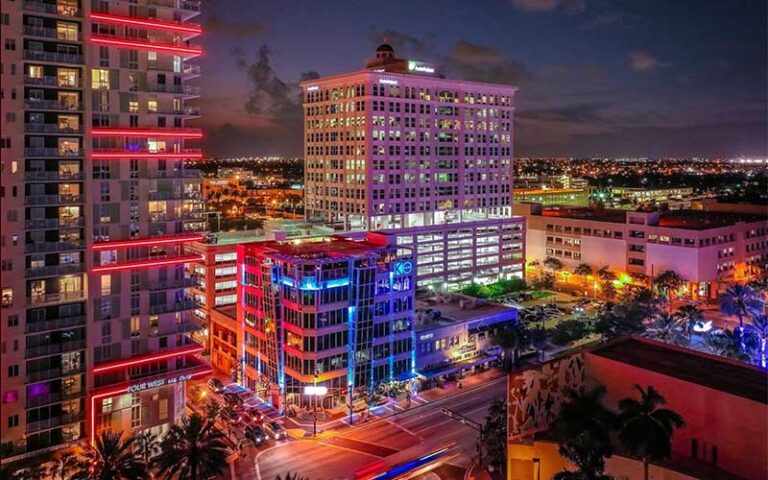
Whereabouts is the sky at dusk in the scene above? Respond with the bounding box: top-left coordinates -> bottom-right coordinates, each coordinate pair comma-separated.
193,0 -> 767,159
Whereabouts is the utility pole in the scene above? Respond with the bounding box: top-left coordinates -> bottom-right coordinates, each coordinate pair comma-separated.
441,407 -> 484,467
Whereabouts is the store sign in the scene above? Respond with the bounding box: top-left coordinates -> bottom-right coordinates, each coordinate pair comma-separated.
393,260 -> 414,276
304,386 -> 328,396
408,60 -> 436,74
128,373 -> 193,394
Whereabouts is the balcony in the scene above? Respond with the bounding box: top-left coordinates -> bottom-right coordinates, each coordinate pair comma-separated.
27,240 -> 84,256
152,320 -> 202,337
27,290 -> 85,306
25,194 -> 84,206
91,127 -> 202,138
146,84 -> 200,96
25,314 -> 86,333
23,25 -> 82,41
152,106 -> 201,117
25,339 -> 86,359
89,13 -> 202,37
24,75 -> 81,88
23,50 -> 83,64
25,217 -> 84,229
91,148 -> 203,159
145,169 -> 201,179
25,148 -> 82,158
24,100 -> 83,111
24,123 -> 82,134
26,411 -> 84,434
26,263 -> 85,278
148,191 -> 201,201
22,0 -> 81,17
24,171 -> 84,182
26,389 -> 85,409
147,0 -> 201,12
143,277 -> 198,291
92,254 -> 201,274
25,362 -> 86,383
149,299 -> 196,315
182,64 -> 200,76
90,36 -> 202,57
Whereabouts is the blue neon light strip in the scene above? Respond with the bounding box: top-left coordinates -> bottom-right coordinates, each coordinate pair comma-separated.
280,276 -> 350,290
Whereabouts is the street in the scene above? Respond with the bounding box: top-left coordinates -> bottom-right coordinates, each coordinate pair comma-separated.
241,376 -> 508,480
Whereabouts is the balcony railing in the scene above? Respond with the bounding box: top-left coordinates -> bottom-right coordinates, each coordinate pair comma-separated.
25,314 -> 86,333
26,263 -> 85,278
152,320 -> 202,337
25,339 -> 86,359
23,50 -> 83,64
91,148 -> 202,159
25,194 -> 84,206
27,290 -> 85,306
146,84 -> 200,95
25,363 -> 86,383
147,0 -> 201,12
146,169 -> 201,179
25,240 -> 84,254
24,75 -> 81,88
182,64 -> 200,76
24,100 -> 82,111
26,389 -> 85,409
26,411 -> 84,434
148,191 -> 201,201
25,217 -> 84,229
22,0 -> 81,17
143,277 -> 198,291
24,123 -> 83,134
149,299 -> 196,315
25,148 -> 82,158
23,25 -> 82,41
24,170 -> 84,181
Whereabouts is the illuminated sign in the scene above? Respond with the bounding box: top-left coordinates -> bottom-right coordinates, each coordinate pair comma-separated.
128,373 -> 193,394
304,386 -> 328,396
393,260 -> 414,276
379,79 -> 398,85
419,333 -> 434,341
307,86 -> 319,91
408,60 -> 436,74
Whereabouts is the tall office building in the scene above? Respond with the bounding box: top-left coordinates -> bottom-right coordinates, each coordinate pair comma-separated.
0,0 -> 206,462
302,44 -> 525,289
238,235 -> 415,408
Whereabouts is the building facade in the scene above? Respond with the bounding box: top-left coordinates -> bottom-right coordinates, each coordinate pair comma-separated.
516,203 -> 768,299
238,235 -> 416,408
301,45 -> 525,289
0,0 -> 206,462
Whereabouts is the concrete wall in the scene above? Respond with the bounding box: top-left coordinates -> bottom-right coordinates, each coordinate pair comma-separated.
581,236 -> 626,271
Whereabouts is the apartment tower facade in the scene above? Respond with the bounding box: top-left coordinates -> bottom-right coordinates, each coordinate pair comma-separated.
302,45 -> 525,290
0,0 -> 206,462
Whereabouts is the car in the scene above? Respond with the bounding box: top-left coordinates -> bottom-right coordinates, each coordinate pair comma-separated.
241,410 -> 264,426
219,408 -> 242,426
223,383 -> 248,395
242,396 -> 262,413
245,425 -> 268,446
206,378 -> 225,394
265,422 -> 287,440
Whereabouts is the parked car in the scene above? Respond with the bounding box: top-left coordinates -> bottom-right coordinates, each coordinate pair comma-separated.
206,378 -> 225,394
241,410 -> 264,426
220,408 -> 242,426
223,392 -> 244,408
245,425 -> 269,446
265,422 -> 286,440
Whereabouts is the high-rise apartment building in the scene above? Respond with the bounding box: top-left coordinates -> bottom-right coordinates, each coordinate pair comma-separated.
0,0 -> 206,462
302,44 -> 525,289
237,235 -> 415,408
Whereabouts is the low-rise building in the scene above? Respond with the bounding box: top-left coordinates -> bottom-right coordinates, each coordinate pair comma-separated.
414,293 -> 517,384
514,188 -> 590,207
516,203 -> 768,299
508,337 -> 767,480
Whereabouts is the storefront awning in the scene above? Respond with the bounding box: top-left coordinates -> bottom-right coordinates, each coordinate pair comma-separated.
417,353 -> 498,380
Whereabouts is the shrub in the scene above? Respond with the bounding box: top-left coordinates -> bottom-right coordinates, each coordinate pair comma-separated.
550,320 -> 590,346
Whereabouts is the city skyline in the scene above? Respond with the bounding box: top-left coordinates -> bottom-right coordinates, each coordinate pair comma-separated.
196,0 -> 767,158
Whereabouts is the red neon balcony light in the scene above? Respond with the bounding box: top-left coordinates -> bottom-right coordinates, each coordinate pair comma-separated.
91,151 -> 204,159
91,128 -> 203,139
93,344 -> 204,373
92,254 -> 201,273
90,36 -> 202,56
90,13 -> 202,34
93,234 -> 203,250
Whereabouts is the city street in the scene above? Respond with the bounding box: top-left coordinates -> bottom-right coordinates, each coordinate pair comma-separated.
238,376 -> 507,480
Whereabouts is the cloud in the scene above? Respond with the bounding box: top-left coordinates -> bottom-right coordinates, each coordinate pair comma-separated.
205,15 -> 265,38
509,0 -> 585,13
629,50 -> 659,71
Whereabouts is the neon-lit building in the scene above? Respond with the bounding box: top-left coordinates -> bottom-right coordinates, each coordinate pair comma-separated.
0,0 -> 206,461
301,44 -> 525,290
237,235 -> 415,408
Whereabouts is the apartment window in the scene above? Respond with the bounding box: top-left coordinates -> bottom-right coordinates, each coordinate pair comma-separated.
101,275 -> 111,296
7,315 -> 18,327
7,415 -> 18,428
56,22 -> 79,41
7,365 -> 18,377
148,51 -> 157,62
148,97 -> 158,113
4,39 -> 15,51
92,68 -> 110,89
99,46 -> 109,67
28,65 -> 43,79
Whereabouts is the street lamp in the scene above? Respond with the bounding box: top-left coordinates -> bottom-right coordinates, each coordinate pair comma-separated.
304,382 -> 327,437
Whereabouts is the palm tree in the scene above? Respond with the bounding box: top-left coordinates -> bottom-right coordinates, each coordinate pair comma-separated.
747,313 -> 768,368
204,397 -> 222,420
554,433 -> 614,480
617,385 -> 684,480
543,256 -> 564,274
704,328 -> 752,361
596,266 -> 616,282
50,452 -> 78,480
718,283 -> 765,332
574,263 -> 593,288
134,431 -> 159,474
490,325 -> 520,371
551,385 -> 616,457
676,305 -> 705,341
71,431 -> 147,480
644,313 -> 686,346
276,474 -> 308,480
653,270 -> 684,297
155,413 -> 229,480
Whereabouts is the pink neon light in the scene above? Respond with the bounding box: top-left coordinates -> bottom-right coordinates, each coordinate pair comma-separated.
89,13 -> 202,34
91,128 -> 203,138
90,36 -> 202,55
88,367 -> 209,444
93,344 -> 204,373
92,234 -> 203,250
91,255 -> 201,273
91,151 -> 204,159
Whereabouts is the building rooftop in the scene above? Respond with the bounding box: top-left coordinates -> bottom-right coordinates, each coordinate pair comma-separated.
213,305 -> 237,321
249,235 -> 395,262
589,337 -> 767,404
415,293 -> 516,331
540,207 -> 628,224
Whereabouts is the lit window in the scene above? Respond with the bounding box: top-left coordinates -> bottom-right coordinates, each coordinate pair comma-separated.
148,97 -> 158,113
28,65 -> 43,78
92,68 -> 110,89
148,51 -> 157,62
